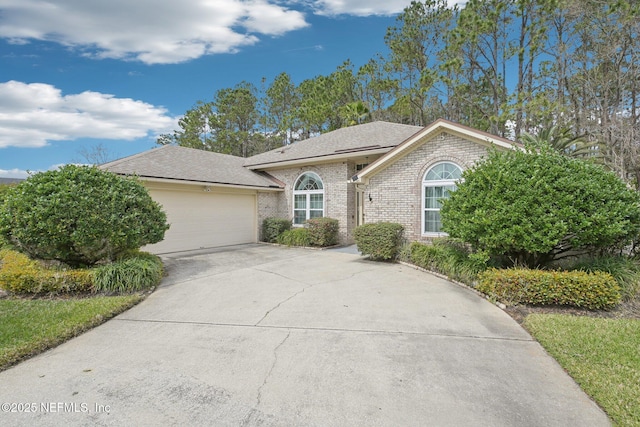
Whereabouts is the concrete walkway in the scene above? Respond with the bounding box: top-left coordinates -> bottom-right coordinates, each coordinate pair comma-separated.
0,244 -> 609,426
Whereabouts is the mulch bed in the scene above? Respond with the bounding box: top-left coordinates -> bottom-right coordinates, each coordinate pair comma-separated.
505,298 -> 640,325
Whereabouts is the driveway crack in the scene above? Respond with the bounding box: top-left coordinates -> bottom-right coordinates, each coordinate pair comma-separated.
255,287 -> 308,326
252,267 -> 314,326
242,330 -> 291,426
257,329 -> 291,405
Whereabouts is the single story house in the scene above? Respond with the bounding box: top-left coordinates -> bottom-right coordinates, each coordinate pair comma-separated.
102,119 -> 516,254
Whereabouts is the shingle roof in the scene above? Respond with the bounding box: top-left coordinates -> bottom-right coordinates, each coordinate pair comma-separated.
244,121 -> 423,168
101,145 -> 282,189
352,118 -> 520,184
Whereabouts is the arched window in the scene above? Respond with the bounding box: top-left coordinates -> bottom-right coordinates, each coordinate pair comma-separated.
422,162 -> 462,234
293,172 -> 324,225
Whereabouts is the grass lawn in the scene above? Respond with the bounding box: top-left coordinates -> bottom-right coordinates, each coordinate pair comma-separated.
524,314 -> 640,426
0,295 -> 143,371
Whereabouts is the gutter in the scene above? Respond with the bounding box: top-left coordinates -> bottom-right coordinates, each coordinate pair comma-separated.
115,175 -> 284,192
244,147 -> 394,170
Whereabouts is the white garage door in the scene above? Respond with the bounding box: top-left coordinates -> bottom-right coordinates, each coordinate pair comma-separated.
144,186 -> 257,254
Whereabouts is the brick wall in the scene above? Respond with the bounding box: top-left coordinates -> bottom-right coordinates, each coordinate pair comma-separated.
256,191 -> 287,240
255,132 -> 494,244
256,162 -> 357,244
364,132 -> 489,243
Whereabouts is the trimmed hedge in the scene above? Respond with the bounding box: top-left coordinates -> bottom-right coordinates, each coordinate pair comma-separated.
477,268 -> 621,310
92,252 -> 163,293
307,217 -> 339,247
0,249 -> 163,295
354,222 -> 404,260
276,228 -> 312,247
262,217 -> 292,243
0,249 -> 93,294
568,255 -> 640,302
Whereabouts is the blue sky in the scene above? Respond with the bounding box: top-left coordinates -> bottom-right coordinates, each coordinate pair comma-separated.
0,0 -> 450,179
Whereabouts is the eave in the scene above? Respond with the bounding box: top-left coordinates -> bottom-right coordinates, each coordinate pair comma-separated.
114,174 -> 284,192
245,147 -> 394,171
351,119 -> 522,184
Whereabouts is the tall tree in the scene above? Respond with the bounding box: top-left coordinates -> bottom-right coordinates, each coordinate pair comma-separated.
296,75 -> 334,138
158,82 -> 266,157
327,60 -> 361,129
564,0 -> 640,185
211,81 -> 261,157
157,101 -> 216,150
264,72 -> 301,145
356,55 -> 398,122
385,0 -> 456,125
443,0 -> 513,136
512,0 -> 558,137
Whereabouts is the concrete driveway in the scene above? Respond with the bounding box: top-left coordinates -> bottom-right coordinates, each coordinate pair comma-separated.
0,244 -> 609,426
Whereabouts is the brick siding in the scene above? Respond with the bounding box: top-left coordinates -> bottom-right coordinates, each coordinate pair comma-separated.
364,132 -> 490,243
256,132 -> 492,245
257,162 -> 357,244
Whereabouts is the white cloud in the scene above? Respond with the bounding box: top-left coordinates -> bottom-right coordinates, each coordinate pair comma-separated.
309,0 -> 466,16
0,81 -> 179,148
0,168 -> 29,179
0,164 -> 69,179
309,0 -> 410,16
0,0 -> 309,64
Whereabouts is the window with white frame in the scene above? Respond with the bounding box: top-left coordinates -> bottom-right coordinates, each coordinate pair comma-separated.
422,162 -> 462,234
293,172 -> 324,225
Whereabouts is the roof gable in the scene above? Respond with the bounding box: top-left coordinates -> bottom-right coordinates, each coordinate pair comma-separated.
101,145 -> 282,189
244,121 -> 423,169
351,119 -> 519,183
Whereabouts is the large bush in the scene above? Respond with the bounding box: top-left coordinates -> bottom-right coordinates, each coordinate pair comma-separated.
0,183 -> 16,203
354,222 -> 404,260
0,165 -> 169,267
477,268 -> 621,310
441,145 -> 640,268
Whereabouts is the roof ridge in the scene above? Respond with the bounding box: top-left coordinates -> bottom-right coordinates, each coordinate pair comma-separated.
166,145 -> 246,160
100,145 -> 172,168
430,118 -> 518,146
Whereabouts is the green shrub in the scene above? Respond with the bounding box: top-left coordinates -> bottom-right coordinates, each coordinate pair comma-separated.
0,183 -> 17,204
409,239 -> 489,285
477,268 -> 621,310
354,222 -> 404,261
0,249 -> 93,295
0,165 -> 169,267
568,255 -> 640,301
92,252 -> 163,293
307,217 -> 339,247
276,228 -> 312,247
262,217 -> 292,243
441,145 -> 640,268
0,184 -> 16,250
